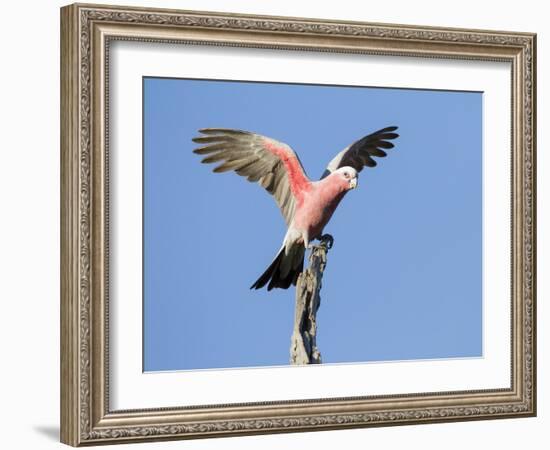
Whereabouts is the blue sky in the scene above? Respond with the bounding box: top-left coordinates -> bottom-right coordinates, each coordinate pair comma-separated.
143,77 -> 483,371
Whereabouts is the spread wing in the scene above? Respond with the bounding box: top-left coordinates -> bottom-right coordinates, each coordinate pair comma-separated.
192,129 -> 310,225
321,126 -> 399,179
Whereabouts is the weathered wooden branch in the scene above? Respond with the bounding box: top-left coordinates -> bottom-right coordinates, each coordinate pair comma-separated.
290,235 -> 333,365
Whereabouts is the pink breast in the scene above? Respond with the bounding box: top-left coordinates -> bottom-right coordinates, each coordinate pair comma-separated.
293,177 -> 347,239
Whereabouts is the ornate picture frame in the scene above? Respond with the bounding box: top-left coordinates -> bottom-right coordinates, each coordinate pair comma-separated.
60,3 -> 536,446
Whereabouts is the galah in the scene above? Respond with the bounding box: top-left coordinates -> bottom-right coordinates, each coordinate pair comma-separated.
192,126 -> 399,291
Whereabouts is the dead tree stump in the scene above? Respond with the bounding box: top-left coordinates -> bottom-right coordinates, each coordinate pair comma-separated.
290,235 -> 333,365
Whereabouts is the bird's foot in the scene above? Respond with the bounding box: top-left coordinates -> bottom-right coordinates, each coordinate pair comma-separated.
320,234 -> 334,249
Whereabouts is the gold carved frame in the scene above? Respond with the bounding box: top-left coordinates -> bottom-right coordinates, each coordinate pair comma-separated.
60,3 -> 536,446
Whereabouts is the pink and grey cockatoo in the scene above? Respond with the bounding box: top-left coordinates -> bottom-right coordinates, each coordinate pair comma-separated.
192,126 -> 399,291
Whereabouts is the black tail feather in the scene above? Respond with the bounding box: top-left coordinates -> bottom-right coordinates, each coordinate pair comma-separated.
250,247 -> 304,291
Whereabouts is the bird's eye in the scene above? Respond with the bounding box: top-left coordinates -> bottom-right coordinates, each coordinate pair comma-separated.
344,172 -> 349,179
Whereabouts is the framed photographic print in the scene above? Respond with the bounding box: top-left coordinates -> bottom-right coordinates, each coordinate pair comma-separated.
60,3 -> 537,446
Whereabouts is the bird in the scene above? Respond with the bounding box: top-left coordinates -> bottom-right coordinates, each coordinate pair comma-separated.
192,126 -> 399,291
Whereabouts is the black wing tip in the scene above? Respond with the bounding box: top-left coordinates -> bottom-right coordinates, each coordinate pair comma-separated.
374,125 -> 398,134
371,125 -> 399,138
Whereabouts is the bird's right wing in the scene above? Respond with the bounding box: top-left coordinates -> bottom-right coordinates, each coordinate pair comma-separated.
192,129 -> 310,225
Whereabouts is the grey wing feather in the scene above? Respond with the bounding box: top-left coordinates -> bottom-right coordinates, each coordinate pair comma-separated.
321,126 -> 399,179
192,128 -> 307,225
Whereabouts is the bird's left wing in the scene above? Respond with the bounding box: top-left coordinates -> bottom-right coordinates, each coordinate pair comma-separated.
321,126 -> 399,179
192,129 -> 310,225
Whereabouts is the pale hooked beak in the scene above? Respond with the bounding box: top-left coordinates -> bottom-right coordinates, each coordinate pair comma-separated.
349,177 -> 358,189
